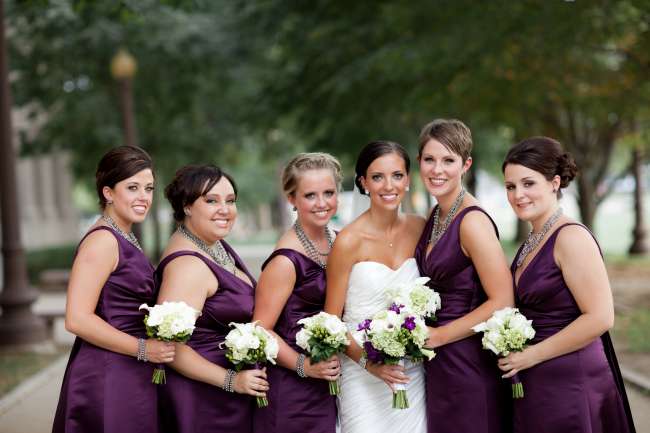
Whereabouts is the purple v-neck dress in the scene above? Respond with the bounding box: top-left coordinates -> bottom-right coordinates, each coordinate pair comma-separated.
253,249 -> 337,433
511,223 -> 635,433
156,242 -> 257,433
415,206 -> 511,433
53,226 -> 158,433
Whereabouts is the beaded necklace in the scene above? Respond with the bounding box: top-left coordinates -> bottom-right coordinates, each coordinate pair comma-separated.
429,188 -> 466,246
294,219 -> 333,269
516,207 -> 563,268
177,224 -> 237,274
101,215 -> 142,252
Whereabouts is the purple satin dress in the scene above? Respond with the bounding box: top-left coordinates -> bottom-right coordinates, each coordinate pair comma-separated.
53,226 -> 158,433
415,206 -> 511,433
156,242 -> 257,433
253,249 -> 337,433
511,223 -> 635,433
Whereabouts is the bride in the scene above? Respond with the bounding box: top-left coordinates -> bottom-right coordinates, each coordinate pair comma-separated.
325,141 -> 427,433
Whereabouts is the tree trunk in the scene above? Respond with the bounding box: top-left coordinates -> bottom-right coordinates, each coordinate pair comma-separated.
465,159 -> 477,196
515,219 -> 529,244
151,193 -> 162,260
629,145 -> 648,255
576,174 -> 597,230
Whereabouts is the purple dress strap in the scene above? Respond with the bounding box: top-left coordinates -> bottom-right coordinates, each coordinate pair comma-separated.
53,226 -> 158,433
415,206 -> 511,433
511,222 -> 635,432
253,248 -> 336,433
156,242 -> 257,433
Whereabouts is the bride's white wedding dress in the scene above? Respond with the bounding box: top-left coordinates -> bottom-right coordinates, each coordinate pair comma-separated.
337,258 -> 427,433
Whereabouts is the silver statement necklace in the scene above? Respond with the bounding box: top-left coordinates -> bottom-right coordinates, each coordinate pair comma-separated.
429,188 -> 466,246
516,207 -> 563,268
177,224 -> 237,274
101,215 -> 142,251
294,219 -> 333,269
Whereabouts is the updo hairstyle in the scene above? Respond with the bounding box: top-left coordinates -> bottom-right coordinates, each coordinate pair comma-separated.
96,145 -> 153,209
282,152 -> 343,197
502,136 -> 578,198
165,164 -> 238,222
354,141 -> 410,195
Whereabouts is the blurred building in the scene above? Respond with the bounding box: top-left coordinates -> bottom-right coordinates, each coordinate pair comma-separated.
0,106 -> 79,285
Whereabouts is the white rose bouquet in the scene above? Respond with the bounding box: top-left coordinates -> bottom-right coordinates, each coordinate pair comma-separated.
358,304 -> 435,409
224,322 -> 279,407
472,307 -> 536,398
386,276 -> 441,320
139,301 -> 200,384
295,312 -> 350,395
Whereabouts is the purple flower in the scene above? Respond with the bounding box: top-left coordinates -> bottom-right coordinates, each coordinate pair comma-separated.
363,341 -> 384,363
357,319 -> 372,331
389,303 -> 404,314
402,316 -> 416,331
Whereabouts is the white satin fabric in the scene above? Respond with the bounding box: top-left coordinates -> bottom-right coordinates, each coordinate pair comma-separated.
337,259 -> 427,433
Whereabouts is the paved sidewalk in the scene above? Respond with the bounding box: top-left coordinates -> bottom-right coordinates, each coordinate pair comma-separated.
1,244 -> 649,433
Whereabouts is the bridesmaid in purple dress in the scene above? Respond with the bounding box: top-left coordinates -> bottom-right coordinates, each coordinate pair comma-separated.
414,119 -> 514,433
53,146 -> 175,433
253,153 -> 341,433
156,164 -> 268,433
500,137 -> 635,433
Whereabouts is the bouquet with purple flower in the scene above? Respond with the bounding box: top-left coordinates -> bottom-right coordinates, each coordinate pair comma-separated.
357,303 -> 435,409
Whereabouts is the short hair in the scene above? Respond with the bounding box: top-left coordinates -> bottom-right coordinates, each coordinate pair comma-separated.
164,164 -> 238,222
354,141 -> 410,194
418,119 -> 472,163
282,152 -> 343,197
502,136 -> 578,197
95,146 -> 153,209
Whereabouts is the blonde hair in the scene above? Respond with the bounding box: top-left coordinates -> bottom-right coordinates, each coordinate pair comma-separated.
282,152 -> 343,196
418,118 -> 473,163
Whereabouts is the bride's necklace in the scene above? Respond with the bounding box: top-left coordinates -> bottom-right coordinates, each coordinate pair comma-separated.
101,215 -> 142,251
177,224 -> 237,274
294,219 -> 333,269
516,207 -> 563,268
429,188 -> 465,246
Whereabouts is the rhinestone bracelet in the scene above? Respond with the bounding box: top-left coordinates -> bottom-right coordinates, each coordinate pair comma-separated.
222,369 -> 236,393
136,338 -> 148,362
296,353 -> 308,378
357,354 -> 367,370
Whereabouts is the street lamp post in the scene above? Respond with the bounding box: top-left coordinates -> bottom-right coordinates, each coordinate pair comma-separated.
0,0 -> 47,345
111,49 -> 138,148
110,48 -> 144,244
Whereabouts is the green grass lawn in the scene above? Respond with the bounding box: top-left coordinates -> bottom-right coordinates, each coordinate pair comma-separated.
0,347 -> 68,397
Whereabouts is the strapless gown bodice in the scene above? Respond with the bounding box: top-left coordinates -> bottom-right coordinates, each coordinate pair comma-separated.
338,258 -> 427,433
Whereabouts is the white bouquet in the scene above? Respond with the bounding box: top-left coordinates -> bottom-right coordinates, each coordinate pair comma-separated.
472,307 -> 535,398
386,276 -> 441,320
358,304 -> 435,409
295,312 -> 350,395
224,322 -> 279,407
139,301 -> 200,384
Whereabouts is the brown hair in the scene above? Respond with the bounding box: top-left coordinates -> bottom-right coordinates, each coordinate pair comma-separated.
502,136 -> 578,197
354,141 -> 410,194
164,165 -> 238,222
282,152 -> 343,197
418,119 -> 472,162
95,146 -> 153,209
